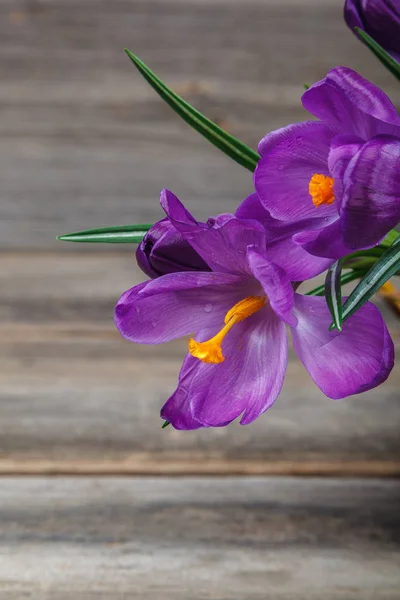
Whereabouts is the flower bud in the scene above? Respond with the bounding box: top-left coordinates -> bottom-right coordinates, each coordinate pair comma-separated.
136,218 -> 209,278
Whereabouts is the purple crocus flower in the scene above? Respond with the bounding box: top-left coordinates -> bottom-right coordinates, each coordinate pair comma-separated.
115,189 -> 394,429
254,66 -> 400,259
344,0 -> 400,62
136,218 -> 209,278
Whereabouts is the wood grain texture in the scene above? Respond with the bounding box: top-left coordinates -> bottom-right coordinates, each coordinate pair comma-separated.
3,3 -> 400,595
2,0 -> 400,248
0,476 -> 399,599
1,252 -> 399,471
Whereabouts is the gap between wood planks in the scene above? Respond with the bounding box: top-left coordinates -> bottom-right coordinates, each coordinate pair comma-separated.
0,458 -> 399,477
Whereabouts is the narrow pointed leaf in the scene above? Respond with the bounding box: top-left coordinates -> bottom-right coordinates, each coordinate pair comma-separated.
331,236 -> 400,329
125,49 -> 260,172
306,269 -> 365,297
161,420 -> 170,429
342,248 -> 386,272
343,256 -> 381,271
355,28 -> 400,82
58,223 -> 152,244
325,260 -> 343,331
343,247 -> 386,263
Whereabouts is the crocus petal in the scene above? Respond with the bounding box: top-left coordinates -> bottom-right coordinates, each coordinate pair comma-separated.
236,193 -> 334,280
293,219 -> 355,260
328,134 -> 364,209
302,67 -> 400,139
169,309 -> 288,428
344,0 -> 400,62
235,192 -> 327,234
246,247 -> 296,326
291,294 -> 394,399
161,394 -> 205,429
264,234 -> 335,280
255,121 -> 337,222
161,341 -> 235,430
235,192 -> 273,226
115,271 -> 249,344
161,189 -> 266,276
340,136 -> 400,249
160,355 -> 206,430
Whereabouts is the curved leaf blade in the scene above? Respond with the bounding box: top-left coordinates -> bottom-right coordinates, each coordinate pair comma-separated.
57,223 -> 152,244
355,28 -> 400,82
325,260 -> 343,332
332,236 -> 400,328
125,49 -> 260,172
306,269 -> 365,297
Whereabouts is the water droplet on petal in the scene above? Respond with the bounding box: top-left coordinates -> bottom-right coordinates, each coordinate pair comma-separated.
204,303 -> 213,313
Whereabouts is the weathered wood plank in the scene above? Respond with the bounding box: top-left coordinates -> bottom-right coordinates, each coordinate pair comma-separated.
1,0 -> 400,248
1,324 -> 400,470
0,477 -> 399,599
1,252 -> 399,471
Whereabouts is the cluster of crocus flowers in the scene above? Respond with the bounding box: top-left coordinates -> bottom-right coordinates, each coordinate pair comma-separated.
54,0 -> 399,431
116,65 -> 399,429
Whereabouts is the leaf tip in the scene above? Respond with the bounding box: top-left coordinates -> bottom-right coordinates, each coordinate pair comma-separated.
124,48 -> 137,62
161,420 -> 171,429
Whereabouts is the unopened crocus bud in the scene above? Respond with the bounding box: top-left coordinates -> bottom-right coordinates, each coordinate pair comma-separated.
344,0 -> 400,61
136,218 -> 209,278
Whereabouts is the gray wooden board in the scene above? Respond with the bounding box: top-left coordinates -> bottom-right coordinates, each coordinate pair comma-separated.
0,476 -> 399,599
1,252 -> 399,469
1,0 -> 400,248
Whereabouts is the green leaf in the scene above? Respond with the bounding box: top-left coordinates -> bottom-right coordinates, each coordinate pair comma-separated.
343,256 -> 382,272
57,223 -> 152,244
332,236 -> 400,329
343,247 -> 386,262
342,248 -> 385,272
342,235 -> 399,268
355,28 -> 400,82
325,260 -> 343,332
124,49 -> 260,172
161,420 -> 170,429
380,228 -> 400,248
306,269 -> 366,297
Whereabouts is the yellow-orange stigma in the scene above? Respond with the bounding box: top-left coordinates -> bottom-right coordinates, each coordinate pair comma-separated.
309,173 -> 335,207
188,295 -> 265,364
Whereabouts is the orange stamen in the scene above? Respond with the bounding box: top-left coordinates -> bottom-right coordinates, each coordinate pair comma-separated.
189,296 -> 265,364
309,173 -> 335,207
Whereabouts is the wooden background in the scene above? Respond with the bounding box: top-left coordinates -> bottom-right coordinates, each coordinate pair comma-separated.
1,0 -> 400,597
